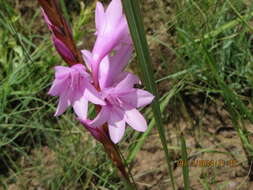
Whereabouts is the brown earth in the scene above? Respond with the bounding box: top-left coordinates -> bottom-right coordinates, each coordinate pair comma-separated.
132,97 -> 253,189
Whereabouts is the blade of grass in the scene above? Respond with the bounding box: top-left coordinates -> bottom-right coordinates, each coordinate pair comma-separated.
180,133 -> 190,190
227,0 -> 253,33
197,10 -> 253,42
122,0 -> 175,189
179,10 -> 253,48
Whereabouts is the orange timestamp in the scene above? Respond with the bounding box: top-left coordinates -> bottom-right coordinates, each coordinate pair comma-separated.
177,159 -> 237,167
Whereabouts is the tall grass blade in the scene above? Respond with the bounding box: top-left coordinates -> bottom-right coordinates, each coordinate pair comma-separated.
194,11 -> 253,43
180,134 -> 190,190
122,0 -> 175,189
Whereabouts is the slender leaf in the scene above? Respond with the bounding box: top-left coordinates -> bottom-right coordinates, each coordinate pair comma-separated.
122,0 -> 175,189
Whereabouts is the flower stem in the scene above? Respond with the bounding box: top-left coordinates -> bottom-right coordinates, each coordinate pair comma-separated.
101,129 -> 137,189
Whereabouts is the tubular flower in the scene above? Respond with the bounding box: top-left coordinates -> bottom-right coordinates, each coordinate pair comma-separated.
82,73 -> 154,143
48,64 -> 105,119
82,42 -> 133,89
91,0 -> 131,79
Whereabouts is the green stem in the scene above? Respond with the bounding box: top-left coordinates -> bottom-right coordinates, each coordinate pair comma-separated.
101,132 -> 137,189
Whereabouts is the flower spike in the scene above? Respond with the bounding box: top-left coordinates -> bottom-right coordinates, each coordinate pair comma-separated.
38,0 -> 83,66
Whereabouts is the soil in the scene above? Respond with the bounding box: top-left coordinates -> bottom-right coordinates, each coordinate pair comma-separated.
132,96 -> 253,189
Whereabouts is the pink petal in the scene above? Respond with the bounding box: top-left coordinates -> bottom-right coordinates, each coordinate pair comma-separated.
135,89 -> 154,107
98,56 -> 110,89
71,63 -> 86,71
112,72 -> 128,85
92,23 -> 129,63
120,89 -> 154,108
54,66 -> 71,78
110,45 -> 132,72
95,2 -> 105,34
88,106 -> 110,128
106,0 -> 123,28
108,122 -> 125,144
92,36 -> 115,62
73,96 -> 88,120
81,50 -> 93,71
84,83 -> 106,105
72,64 -> 90,79
114,73 -> 140,93
70,69 -> 80,89
54,92 -> 70,116
99,45 -> 133,89
120,23 -> 132,44
48,77 -> 69,96
124,108 -> 147,132
108,108 -> 126,143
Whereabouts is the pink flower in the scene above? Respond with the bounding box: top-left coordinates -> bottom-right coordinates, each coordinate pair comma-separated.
93,0 -> 130,59
48,64 -> 105,119
82,73 -> 154,143
82,42 -> 133,89
43,0 -> 155,145
90,0 -> 131,83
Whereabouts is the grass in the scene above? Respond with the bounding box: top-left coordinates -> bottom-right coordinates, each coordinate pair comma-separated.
1,0 -> 253,189
122,1 -> 176,189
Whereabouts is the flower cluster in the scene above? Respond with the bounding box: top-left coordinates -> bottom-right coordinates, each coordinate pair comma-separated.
40,0 -> 154,143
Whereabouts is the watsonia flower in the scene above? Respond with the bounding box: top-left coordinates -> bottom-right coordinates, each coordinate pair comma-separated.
40,0 -> 154,184
81,73 -> 154,143
91,0 -> 131,84
82,42 -> 133,89
48,64 -> 105,119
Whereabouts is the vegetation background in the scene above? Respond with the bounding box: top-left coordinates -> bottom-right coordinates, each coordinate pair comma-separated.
0,0 -> 253,189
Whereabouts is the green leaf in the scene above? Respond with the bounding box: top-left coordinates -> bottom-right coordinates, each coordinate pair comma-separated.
122,0 -> 175,189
